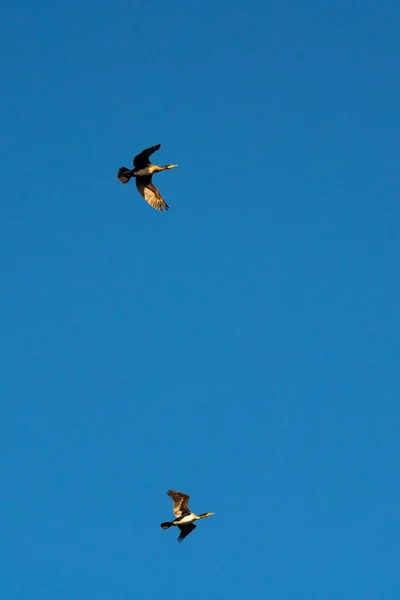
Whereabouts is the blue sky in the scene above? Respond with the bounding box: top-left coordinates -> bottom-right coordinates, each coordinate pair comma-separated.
1,0 -> 399,597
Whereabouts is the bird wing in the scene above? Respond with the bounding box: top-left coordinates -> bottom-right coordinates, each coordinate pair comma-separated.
167,490 -> 191,517
177,523 -> 196,543
135,176 -> 169,212
133,144 -> 161,169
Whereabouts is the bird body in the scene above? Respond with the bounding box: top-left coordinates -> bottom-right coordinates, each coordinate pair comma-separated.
117,144 -> 177,212
173,513 -> 198,525
161,490 -> 214,542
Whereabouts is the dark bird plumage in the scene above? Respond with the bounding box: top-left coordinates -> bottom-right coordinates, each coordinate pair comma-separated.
160,490 -> 214,543
177,522 -> 197,543
117,144 -> 177,212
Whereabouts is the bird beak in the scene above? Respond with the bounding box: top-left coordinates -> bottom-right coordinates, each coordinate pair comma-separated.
167,164 -> 178,169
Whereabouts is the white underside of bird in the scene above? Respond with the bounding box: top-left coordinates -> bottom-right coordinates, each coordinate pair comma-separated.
174,514 -> 197,524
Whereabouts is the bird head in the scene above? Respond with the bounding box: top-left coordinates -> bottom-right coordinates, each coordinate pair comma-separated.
166,164 -> 178,169
199,512 -> 215,519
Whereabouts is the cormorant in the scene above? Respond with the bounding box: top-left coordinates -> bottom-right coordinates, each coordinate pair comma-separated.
160,490 -> 215,543
117,144 -> 177,212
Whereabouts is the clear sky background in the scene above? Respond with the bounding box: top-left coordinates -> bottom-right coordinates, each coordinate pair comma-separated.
1,0 -> 399,598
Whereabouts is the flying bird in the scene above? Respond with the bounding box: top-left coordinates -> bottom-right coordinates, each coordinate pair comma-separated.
117,144 -> 177,212
160,490 -> 215,543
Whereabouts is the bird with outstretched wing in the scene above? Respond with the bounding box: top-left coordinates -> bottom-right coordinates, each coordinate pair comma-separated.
117,144 -> 177,212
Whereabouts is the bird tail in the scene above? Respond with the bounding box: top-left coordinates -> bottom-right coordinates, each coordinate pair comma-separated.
117,167 -> 132,184
160,521 -> 173,530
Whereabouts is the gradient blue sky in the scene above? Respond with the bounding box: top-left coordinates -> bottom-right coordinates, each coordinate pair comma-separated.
1,0 -> 399,598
